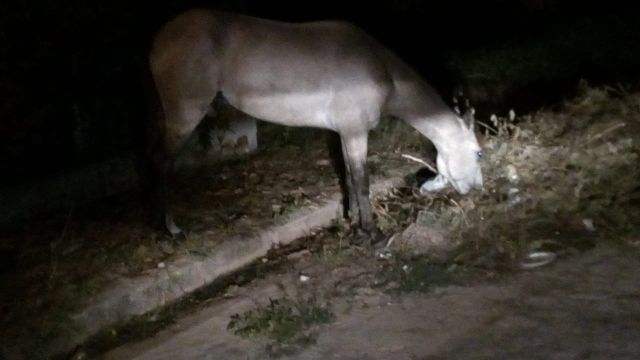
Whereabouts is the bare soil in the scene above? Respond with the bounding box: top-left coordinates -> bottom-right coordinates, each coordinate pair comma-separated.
100,231 -> 640,359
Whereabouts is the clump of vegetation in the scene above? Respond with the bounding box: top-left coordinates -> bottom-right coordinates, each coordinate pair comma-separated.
464,82 -> 639,260
374,82 -> 640,268
227,296 -> 333,352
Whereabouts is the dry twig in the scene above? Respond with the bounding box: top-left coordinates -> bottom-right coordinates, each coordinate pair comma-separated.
400,154 -> 438,173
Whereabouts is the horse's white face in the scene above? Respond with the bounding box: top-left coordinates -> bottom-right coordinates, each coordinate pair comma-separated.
435,118 -> 484,194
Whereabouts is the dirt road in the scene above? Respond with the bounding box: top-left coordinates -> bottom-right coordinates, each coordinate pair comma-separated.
101,241 -> 640,360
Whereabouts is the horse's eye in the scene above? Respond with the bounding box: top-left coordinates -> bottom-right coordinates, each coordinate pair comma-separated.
476,151 -> 483,159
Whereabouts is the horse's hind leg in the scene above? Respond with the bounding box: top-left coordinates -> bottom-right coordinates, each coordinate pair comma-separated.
151,102 -> 211,236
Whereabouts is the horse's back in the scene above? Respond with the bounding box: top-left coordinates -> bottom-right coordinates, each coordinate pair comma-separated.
151,9 -> 394,131
152,9 -> 387,79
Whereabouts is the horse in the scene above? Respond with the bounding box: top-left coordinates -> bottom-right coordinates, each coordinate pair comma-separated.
148,9 -> 484,239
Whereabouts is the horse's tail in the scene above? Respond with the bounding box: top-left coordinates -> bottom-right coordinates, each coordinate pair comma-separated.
132,47 -> 166,222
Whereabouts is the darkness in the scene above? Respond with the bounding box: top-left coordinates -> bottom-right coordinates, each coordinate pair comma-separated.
0,0 -> 638,188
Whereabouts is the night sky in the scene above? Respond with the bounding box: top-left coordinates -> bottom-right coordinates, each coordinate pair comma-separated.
0,0 -> 638,186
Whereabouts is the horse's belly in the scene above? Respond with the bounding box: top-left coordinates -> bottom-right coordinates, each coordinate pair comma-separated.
229,92 -> 336,130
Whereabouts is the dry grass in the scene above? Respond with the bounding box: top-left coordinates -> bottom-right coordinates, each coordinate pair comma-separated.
374,82 -> 640,268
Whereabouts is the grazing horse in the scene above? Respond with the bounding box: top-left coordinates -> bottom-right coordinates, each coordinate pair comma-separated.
148,9 -> 483,238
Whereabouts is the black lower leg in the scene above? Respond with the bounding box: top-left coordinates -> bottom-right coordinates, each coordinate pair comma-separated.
151,149 -> 182,236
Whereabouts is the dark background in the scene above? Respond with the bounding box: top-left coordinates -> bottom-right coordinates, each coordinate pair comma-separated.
0,0 -> 638,188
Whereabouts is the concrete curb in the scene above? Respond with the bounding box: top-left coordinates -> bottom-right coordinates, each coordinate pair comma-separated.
42,174 -> 410,358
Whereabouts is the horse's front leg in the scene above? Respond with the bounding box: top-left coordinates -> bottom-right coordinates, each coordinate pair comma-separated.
339,137 -> 359,226
340,134 -> 377,239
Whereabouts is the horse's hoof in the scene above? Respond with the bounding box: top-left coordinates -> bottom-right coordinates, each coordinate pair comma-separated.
168,229 -> 187,242
370,228 -> 386,247
351,229 -> 369,246
351,227 -> 384,246
165,214 -> 185,240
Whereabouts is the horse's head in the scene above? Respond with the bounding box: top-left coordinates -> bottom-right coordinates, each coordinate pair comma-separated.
434,115 -> 483,194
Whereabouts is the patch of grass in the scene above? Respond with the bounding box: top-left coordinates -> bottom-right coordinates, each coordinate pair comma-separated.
381,258 -> 453,294
312,222 -> 355,266
227,296 -> 334,348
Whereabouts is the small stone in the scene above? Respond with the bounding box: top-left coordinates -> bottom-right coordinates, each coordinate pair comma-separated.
223,285 -> 240,298
376,249 -> 393,260
71,350 -> 87,360
159,240 -> 175,255
506,165 -> 520,183
582,218 -> 596,232
157,262 -> 166,269
287,249 -> 311,260
388,223 -> 460,262
459,197 -> 476,211
299,274 -> 310,282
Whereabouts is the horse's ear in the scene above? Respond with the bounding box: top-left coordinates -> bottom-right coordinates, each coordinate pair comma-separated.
455,116 -> 467,131
462,107 -> 475,132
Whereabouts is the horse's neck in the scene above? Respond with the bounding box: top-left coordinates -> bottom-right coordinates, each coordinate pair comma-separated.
379,50 -> 460,147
